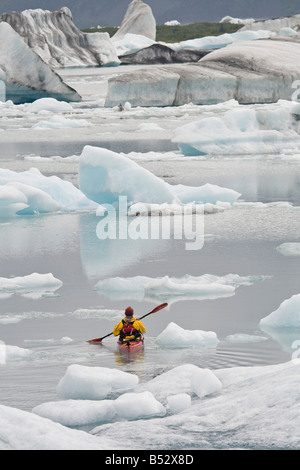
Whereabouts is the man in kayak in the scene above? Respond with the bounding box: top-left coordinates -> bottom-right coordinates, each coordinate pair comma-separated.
113,306 -> 146,343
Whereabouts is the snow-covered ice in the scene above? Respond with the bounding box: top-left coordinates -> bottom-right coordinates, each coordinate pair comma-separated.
2,361 -> 300,449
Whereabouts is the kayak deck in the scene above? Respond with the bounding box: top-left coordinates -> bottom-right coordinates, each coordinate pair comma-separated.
117,337 -> 144,353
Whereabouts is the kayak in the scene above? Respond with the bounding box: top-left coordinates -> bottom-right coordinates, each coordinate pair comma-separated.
117,337 -> 144,354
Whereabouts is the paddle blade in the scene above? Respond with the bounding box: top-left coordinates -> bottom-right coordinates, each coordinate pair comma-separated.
150,302 -> 168,313
87,338 -> 102,344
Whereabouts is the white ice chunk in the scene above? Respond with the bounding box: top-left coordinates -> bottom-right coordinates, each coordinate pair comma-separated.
0,273 -> 62,299
57,364 -> 139,400
173,104 -> 300,156
79,145 -> 176,205
113,0 -> 156,41
114,391 -> 166,420
276,243 -> 300,256
26,98 -> 73,113
0,167 -> 97,217
156,322 -> 219,349
2,344 -> 32,362
79,145 -> 240,206
225,334 -> 268,343
33,399 -> 117,427
259,293 -> 300,328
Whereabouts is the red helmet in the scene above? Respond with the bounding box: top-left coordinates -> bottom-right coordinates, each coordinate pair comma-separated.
125,306 -> 134,317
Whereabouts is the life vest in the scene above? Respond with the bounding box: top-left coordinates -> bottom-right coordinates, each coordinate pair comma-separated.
121,319 -> 137,337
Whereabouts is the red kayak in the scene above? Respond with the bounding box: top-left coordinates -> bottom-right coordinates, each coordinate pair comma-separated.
117,337 -> 144,354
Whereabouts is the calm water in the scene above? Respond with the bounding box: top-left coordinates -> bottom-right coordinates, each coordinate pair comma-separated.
1,66 -> 300,412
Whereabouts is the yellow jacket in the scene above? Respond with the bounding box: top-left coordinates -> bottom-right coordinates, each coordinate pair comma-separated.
113,316 -> 146,338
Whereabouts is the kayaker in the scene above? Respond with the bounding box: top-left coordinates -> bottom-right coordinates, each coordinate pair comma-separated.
113,306 -> 146,342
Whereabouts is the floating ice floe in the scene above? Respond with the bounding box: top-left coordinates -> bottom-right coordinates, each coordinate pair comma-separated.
0,273 -> 62,299
57,364 -> 139,400
155,322 -> 219,349
25,98 -> 74,114
0,167 -> 97,217
225,333 -> 268,343
172,102 -> 300,156
276,242 -> 300,256
1,344 -> 32,362
94,273 -> 270,303
79,145 -> 241,206
259,293 -> 300,328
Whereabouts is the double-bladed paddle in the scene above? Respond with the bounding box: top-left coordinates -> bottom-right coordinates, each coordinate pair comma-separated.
87,302 -> 168,344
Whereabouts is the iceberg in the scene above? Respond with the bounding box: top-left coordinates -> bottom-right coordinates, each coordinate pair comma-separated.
259,293 -> 300,328
172,102 -> 300,156
119,43 -> 210,65
155,322 -> 219,349
240,14 -> 300,34
78,145 -> 241,206
220,16 -> 255,25
0,167 -> 97,218
113,0 -> 156,41
105,38 -> 300,107
0,7 -> 120,67
0,22 -> 81,104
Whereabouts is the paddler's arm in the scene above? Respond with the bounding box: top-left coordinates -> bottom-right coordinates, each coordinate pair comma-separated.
113,321 -> 123,336
133,320 -> 146,334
